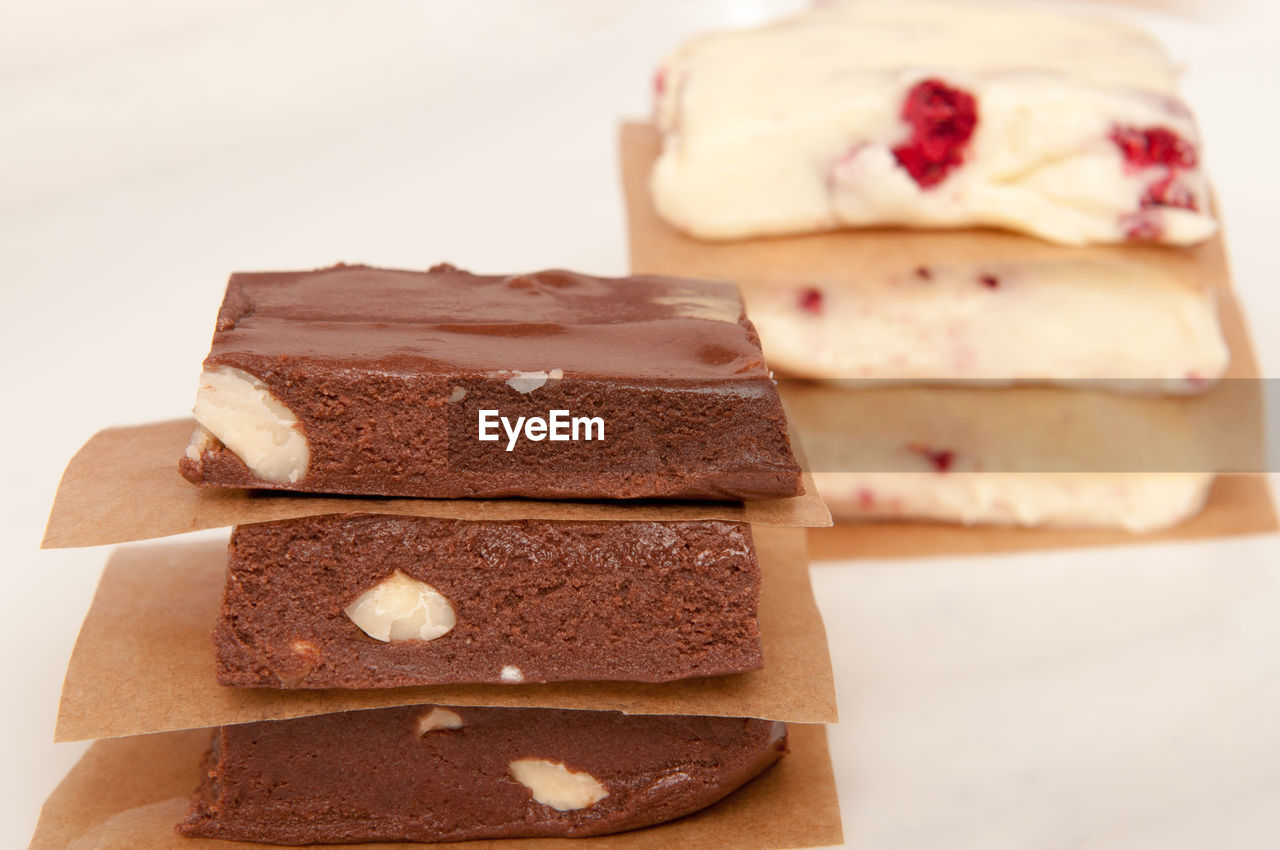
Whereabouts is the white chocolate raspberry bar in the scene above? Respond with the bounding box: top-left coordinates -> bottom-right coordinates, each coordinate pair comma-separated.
652,0 -> 1215,246
813,472 -> 1213,532
748,257 -> 1228,389
776,379 -> 1251,531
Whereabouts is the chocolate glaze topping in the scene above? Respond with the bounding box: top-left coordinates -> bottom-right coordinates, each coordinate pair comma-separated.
182,263 -> 803,500
212,263 -> 765,379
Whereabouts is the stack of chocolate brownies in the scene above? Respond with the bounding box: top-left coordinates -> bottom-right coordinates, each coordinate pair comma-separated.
133,262 -> 821,843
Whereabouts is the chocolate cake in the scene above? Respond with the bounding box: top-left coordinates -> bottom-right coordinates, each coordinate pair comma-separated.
177,704 -> 787,844
216,514 -> 763,687
178,263 -> 802,500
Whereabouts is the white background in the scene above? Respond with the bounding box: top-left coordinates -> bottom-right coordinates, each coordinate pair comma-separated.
2,1 -> 1278,847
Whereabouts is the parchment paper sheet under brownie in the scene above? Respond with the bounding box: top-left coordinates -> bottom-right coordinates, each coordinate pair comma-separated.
217,514 -> 763,687
178,704 -> 787,844
179,263 -> 802,500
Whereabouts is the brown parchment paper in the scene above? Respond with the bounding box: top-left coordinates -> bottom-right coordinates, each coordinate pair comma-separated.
42,419 -> 831,549
56,527 -> 836,742
30,724 -> 841,850
621,121 -> 1277,557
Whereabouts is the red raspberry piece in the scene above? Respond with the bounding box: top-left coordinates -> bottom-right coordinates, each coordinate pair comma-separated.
1111,125 -> 1200,238
1143,174 -> 1198,211
1110,125 -> 1197,170
797,287 -> 824,314
1122,214 -> 1163,242
909,444 -> 955,473
891,79 -> 978,188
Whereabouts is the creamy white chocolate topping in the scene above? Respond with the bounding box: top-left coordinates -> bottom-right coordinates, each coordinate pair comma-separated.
652,0 -> 1215,246
747,259 -> 1228,388
815,472 -> 1214,532
191,365 -> 310,484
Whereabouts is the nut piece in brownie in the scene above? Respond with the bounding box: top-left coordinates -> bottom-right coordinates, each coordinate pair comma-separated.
216,514 -> 763,687
177,704 -> 787,844
179,263 -> 802,500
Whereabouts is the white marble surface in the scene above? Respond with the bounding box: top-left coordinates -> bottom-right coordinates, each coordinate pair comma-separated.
1,1 -> 1277,847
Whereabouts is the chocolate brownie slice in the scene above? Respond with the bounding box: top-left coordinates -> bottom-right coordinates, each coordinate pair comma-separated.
216,514 -> 763,687
179,263 -> 802,500
177,704 -> 787,844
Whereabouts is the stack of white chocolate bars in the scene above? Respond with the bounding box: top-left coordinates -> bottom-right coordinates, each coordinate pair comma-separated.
630,0 -> 1265,536
35,266 -> 842,847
